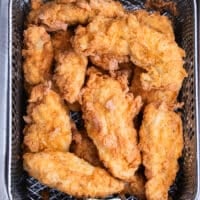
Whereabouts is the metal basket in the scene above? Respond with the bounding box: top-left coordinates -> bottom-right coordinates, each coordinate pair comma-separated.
0,0 -> 198,199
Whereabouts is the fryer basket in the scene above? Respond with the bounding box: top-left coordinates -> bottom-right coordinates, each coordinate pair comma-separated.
4,0 -> 199,199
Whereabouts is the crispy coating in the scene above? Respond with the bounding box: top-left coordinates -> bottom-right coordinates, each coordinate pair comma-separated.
28,0 -> 125,31
133,10 -> 174,40
23,83 -> 72,152
128,22 -> 187,92
139,103 -> 183,200
23,26 -> 53,86
51,30 -> 73,58
56,0 -> 77,3
23,152 -> 124,197
80,70 -> 142,181
31,0 -> 43,10
51,30 -> 88,104
53,51 -> 88,104
90,54 -> 129,71
73,16 -> 130,62
131,67 -> 178,105
71,126 -> 102,167
28,2 -> 85,31
73,14 -> 187,93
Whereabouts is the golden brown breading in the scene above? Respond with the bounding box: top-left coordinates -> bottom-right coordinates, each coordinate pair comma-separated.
56,0 -> 77,3
73,16 -> 130,62
53,51 -> 88,104
73,14 -> 187,94
80,70 -> 142,181
28,2 -> 85,31
31,0 -> 43,10
128,23 -> 187,92
22,26 -> 53,86
23,152 -> 124,197
70,126 -> 102,167
131,67 -> 178,105
28,0 -> 125,31
139,103 -> 183,200
51,29 -> 87,104
51,30 -> 87,104
133,10 -> 174,40
23,83 -> 72,152
51,30 -> 73,58
90,54 -> 129,71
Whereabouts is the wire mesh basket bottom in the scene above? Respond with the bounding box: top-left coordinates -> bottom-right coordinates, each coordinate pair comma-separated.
11,0 -> 197,199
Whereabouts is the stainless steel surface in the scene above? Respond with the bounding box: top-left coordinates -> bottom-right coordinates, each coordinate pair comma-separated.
0,0 -> 11,199
5,0 -> 200,199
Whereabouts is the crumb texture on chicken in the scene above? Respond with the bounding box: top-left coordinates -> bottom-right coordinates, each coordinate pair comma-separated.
139,103 -> 183,200
23,83 -> 72,152
30,0 -> 43,10
23,26 -> 53,86
23,152 -> 124,197
90,54 -> 129,71
131,67 -> 178,105
134,10 -> 174,40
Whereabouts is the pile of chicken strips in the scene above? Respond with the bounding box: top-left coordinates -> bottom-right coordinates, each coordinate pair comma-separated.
22,0 -> 187,199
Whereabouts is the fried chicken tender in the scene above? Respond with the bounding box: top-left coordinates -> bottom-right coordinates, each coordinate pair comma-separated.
23,152 -> 124,197
22,26 -> 53,86
23,83 -> 72,152
139,103 -> 183,200
51,30 -> 73,58
133,10 -> 174,40
80,69 -> 142,181
53,51 -> 88,104
51,29 -> 88,104
28,0 -> 125,31
73,14 -> 187,93
131,67 -> 178,105
71,126 -> 102,167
